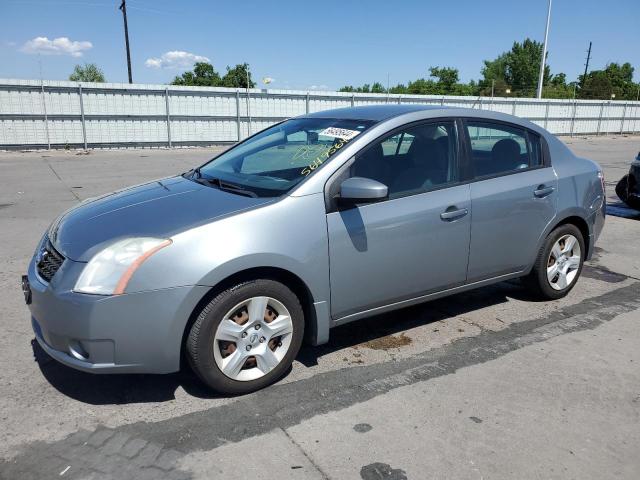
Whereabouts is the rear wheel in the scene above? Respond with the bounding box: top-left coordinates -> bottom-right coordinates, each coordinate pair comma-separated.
186,279 -> 304,394
523,224 -> 585,300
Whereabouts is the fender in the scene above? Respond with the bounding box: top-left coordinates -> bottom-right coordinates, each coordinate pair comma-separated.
526,206 -> 593,274
196,254 -> 331,346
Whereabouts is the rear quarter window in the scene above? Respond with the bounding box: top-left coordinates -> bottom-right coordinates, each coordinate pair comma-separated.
527,132 -> 543,167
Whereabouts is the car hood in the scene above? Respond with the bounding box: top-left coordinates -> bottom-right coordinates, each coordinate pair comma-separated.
49,175 -> 273,261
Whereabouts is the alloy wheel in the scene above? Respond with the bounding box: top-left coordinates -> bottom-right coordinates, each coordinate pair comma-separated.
546,234 -> 582,291
213,296 -> 293,381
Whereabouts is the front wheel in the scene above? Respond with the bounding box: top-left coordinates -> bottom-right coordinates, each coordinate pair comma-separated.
186,279 -> 304,394
523,224 -> 585,300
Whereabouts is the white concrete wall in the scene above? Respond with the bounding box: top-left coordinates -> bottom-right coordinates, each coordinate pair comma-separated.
1,79 -> 639,149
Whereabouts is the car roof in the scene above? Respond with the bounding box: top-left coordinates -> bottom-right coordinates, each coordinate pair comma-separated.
302,104 -> 546,136
303,104 -> 445,122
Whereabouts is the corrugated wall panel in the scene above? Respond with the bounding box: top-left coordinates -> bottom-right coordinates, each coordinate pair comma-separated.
0,79 -> 638,149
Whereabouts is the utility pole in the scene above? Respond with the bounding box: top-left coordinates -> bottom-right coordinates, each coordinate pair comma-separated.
490,79 -> 495,110
581,41 -> 592,87
119,0 -> 133,83
536,0 -> 552,99
245,66 -> 252,136
386,72 -> 390,103
38,54 -> 50,150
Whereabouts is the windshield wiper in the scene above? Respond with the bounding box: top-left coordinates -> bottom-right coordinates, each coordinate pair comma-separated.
194,176 -> 258,198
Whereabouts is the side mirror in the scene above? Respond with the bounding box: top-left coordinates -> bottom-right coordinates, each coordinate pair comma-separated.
339,177 -> 388,205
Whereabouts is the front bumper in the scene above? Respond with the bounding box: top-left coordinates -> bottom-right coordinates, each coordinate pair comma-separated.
26,256 -> 209,374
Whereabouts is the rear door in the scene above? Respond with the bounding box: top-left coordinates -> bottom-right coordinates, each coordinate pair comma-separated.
463,120 -> 557,282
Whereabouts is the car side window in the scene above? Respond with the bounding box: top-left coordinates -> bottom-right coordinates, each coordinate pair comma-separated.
351,121 -> 458,199
465,121 -> 535,178
528,132 -> 543,167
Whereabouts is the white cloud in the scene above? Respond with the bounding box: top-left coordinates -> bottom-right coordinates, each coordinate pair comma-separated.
21,36 -> 92,57
145,50 -> 210,69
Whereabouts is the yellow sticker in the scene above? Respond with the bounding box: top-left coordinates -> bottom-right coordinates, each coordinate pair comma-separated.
301,139 -> 347,176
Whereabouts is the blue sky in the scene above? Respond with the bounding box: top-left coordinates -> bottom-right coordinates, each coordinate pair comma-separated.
1,0 -> 639,89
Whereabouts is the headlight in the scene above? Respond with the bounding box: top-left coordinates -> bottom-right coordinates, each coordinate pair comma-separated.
74,237 -> 172,295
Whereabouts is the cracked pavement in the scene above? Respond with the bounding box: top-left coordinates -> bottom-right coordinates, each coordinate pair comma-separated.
1,136 -> 639,479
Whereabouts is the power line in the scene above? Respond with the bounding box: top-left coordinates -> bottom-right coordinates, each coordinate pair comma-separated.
119,0 -> 133,83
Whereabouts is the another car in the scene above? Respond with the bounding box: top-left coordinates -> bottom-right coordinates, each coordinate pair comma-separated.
23,105 -> 606,394
615,151 -> 640,210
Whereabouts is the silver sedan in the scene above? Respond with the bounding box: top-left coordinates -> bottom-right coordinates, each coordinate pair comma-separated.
23,105 -> 606,393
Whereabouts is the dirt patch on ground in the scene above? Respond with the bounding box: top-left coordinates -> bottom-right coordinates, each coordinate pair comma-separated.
360,333 -> 412,351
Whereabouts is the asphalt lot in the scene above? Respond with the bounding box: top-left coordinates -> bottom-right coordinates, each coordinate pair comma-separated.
1,135 -> 639,479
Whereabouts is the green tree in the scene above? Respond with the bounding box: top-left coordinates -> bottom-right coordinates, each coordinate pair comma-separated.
478,78 -> 511,96
480,39 -> 551,96
172,62 -> 222,86
480,53 -> 509,85
221,63 -> 256,88
388,83 -> 407,94
338,83 -> 380,93
333,43 -> 638,100
580,63 -> 638,99
506,39 -> 550,94
550,72 -> 567,87
539,72 -> 574,99
172,62 -> 257,88
405,78 -> 439,95
429,66 -> 459,91
69,63 -> 106,82
370,82 -> 386,93
580,71 -> 615,99
449,81 -> 479,96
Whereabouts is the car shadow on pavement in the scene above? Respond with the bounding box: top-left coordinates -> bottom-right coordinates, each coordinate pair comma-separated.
606,201 -> 640,220
31,280 -> 542,405
297,279 -> 542,367
31,340 -> 225,403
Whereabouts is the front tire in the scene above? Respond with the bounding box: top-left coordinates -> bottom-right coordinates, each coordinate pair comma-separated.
186,279 -> 304,394
523,224 -> 585,300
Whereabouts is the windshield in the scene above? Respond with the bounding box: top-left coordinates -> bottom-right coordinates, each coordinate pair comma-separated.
192,117 -> 376,197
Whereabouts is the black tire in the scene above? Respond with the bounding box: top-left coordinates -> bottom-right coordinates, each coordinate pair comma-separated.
616,174 -> 629,203
186,279 -> 304,394
523,224 -> 585,300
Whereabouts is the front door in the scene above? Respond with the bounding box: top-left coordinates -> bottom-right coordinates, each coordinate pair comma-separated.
326,120 -> 471,320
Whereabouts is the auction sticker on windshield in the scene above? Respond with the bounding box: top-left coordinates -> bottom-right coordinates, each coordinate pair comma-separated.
319,127 -> 362,140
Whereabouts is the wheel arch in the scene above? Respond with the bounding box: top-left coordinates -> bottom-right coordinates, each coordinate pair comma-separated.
553,215 -> 590,255
180,266 -> 319,366
525,210 -> 592,276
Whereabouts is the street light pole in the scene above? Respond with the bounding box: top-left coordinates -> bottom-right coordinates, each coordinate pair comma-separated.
536,0 -> 552,99
245,66 -> 252,135
119,0 -> 133,83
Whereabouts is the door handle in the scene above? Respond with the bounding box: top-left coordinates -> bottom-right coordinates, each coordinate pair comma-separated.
534,185 -> 555,198
440,207 -> 468,221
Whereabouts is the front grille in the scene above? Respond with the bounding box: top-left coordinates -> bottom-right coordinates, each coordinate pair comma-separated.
36,240 -> 65,282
